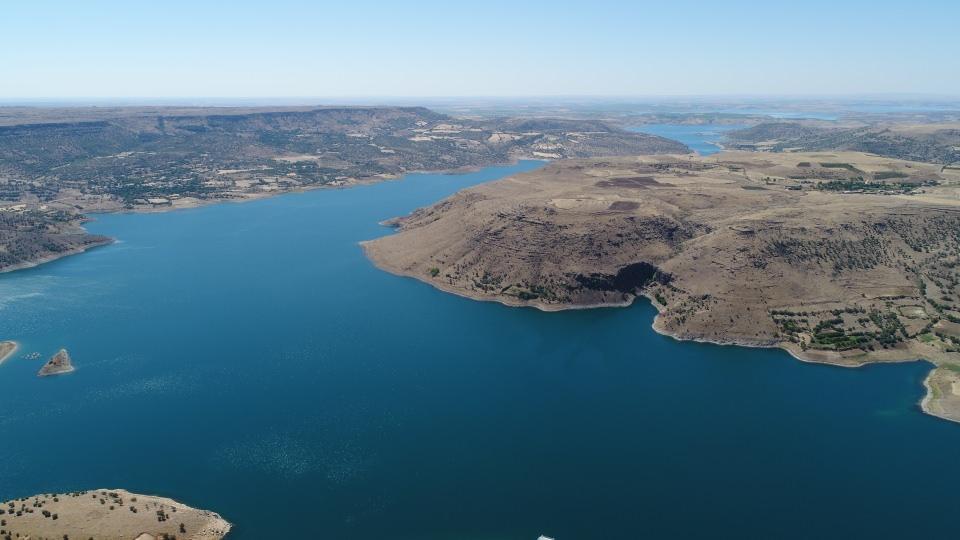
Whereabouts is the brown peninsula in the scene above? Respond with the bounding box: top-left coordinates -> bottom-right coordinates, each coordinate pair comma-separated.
0,489 -> 231,540
364,151 -> 960,422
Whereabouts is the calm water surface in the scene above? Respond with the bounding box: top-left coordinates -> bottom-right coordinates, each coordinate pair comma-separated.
629,124 -> 748,155
1,157 -> 959,540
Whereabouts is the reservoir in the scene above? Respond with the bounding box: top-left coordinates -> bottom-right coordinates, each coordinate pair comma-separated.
2,157 -> 960,540
629,124 -> 748,155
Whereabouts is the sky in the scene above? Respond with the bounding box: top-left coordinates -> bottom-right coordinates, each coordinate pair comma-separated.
1,0 -> 958,99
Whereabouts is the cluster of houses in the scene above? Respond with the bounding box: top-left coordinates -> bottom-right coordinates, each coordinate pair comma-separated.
0,203 -> 49,213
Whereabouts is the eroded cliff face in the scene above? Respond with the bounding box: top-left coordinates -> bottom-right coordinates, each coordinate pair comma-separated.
364,152 -> 960,420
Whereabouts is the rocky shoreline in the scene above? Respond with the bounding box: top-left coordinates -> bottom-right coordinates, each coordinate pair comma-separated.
364,152 -> 960,423
0,237 -> 114,274
38,348 -> 75,377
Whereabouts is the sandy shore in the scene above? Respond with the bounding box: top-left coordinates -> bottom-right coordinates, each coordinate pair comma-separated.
920,367 -> 960,424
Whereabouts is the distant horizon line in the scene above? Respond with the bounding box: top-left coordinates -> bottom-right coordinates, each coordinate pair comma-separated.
2,93 -> 960,106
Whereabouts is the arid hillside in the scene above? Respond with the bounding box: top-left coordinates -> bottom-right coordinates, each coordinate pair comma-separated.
364,151 -> 960,421
0,106 -> 686,212
0,106 -> 688,272
728,121 -> 960,165
0,489 -> 230,540
0,207 -> 111,272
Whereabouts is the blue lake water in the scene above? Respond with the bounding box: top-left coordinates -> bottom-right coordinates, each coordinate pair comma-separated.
2,158 -> 960,539
629,124 -> 749,155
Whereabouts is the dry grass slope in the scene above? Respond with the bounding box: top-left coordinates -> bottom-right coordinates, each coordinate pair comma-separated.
364,151 -> 960,422
0,489 -> 230,540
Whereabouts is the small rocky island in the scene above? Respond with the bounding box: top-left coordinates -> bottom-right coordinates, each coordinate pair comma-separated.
0,489 -> 231,540
0,341 -> 17,365
38,348 -> 75,377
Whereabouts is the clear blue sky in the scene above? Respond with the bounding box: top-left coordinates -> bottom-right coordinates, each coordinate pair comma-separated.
2,0 -> 957,98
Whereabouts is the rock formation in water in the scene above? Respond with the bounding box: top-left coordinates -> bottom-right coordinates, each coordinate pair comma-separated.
38,348 -> 75,377
0,340 -> 17,365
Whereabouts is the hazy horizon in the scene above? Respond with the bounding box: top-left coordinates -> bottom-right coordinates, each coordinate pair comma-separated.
4,0 -> 958,99
3,94 -> 960,109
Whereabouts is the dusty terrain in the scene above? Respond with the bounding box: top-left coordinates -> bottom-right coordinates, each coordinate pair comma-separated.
364,151 -> 960,421
923,366 -> 960,423
0,489 -> 230,539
